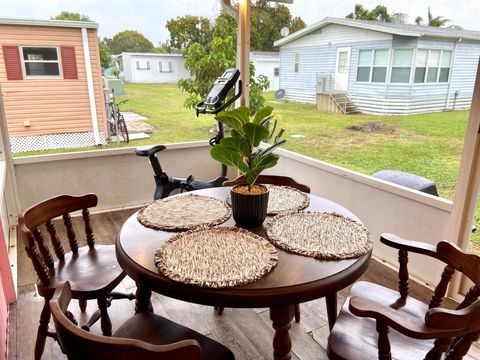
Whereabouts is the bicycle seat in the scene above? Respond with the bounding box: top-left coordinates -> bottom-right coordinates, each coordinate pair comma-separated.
135,145 -> 167,157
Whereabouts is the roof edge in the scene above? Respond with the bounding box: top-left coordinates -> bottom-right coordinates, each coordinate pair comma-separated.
274,17 -> 423,47
121,52 -> 184,57
0,17 -> 98,29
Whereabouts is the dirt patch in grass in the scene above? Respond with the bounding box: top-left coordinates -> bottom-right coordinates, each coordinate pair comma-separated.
346,121 -> 397,135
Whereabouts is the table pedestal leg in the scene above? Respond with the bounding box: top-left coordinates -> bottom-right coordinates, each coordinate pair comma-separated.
135,284 -> 152,314
270,305 -> 295,360
326,292 -> 338,331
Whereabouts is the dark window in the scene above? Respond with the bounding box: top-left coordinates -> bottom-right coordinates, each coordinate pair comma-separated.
274,67 -> 279,76
22,47 -> 60,76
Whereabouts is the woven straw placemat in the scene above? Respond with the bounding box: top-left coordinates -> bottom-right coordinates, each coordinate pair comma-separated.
266,212 -> 372,260
227,184 -> 309,215
154,227 -> 278,288
138,194 -> 231,231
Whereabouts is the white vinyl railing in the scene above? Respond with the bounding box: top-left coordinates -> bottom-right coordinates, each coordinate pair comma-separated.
13,142 -> 454,287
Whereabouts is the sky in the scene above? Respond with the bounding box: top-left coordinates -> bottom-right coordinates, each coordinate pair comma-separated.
0,0 -> 479,46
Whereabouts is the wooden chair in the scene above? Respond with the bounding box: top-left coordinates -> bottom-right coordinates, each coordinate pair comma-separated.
327,233 -> 480,360
18,194 -> 134,360
50,281 -> 235,360
223,175 -> 310,322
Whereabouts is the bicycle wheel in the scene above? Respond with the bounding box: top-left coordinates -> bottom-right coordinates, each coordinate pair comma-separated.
109,116 -> 117,136
118,117 -> 129,143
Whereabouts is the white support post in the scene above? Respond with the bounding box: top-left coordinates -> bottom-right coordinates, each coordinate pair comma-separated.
447,59 -> 480,297
238,0 -> 250,107
81,27 -> 101,145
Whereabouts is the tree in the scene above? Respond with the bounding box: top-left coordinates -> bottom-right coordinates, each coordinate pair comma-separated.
250,0 -> 306,51
166,16 -> 212,52
178,14 -> 269,114
164,2 -> 306,53
99,41 -> 111,69
52,12 -> 111,69
346,4 -> 407,23
106,30 -> 154,54
51,11 -> 90,21
415,7 -> 450,27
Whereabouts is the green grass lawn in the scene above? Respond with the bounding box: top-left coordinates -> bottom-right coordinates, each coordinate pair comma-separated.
14,83 -> 478,243
114,84 -> 467,199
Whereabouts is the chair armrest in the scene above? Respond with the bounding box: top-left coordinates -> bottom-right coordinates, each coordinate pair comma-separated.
349,296 -> 464,339
426,300 -> 480,332
380,233 -> 439,258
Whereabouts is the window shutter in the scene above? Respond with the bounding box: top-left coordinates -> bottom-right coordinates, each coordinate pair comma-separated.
60,46 -> 78,79
2,45 -> 23,80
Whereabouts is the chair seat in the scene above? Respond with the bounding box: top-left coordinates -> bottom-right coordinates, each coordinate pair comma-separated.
38,245 -> 124,299
114,312 -> 235,360
327,281 -> 434,360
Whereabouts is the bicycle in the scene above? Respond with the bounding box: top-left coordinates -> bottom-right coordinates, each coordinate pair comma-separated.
108,91 -> 129,143
135,68 -> 242,200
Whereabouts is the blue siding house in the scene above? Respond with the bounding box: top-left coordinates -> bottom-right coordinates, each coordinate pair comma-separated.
274,18 -> 480,114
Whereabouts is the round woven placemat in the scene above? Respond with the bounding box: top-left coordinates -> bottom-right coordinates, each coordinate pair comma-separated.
266,212 -> 372,260
154,227 -> 278,288
138,194 -> 231,231
227,184 -> 310,215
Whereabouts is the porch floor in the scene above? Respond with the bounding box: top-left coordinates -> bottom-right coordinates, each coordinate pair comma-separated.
8,209 -> 480,359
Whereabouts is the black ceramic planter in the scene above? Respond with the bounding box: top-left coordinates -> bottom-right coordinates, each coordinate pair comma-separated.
230,184 -> 269,228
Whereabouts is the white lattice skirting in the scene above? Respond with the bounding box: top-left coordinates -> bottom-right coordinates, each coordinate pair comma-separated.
10,132 -> 106,153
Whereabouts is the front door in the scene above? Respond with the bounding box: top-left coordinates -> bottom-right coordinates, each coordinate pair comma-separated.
334,47 -> 351,91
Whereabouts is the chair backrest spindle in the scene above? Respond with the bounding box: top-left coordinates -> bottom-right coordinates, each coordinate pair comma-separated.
63,213 -> 79,254
32,228 -> 54,269
82,208 -> 95,248
398,249 -> 409,299
24,232 -> 49,284
46,220 -> 65,261
429,264 -> 455,309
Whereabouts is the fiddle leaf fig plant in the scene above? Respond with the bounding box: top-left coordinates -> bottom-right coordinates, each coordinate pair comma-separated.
210,106 -> 286,188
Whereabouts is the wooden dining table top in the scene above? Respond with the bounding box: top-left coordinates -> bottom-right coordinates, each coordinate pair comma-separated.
115,187 -> 372,309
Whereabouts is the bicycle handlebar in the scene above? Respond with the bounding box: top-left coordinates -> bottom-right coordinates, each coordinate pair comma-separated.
195,80 -> 242,117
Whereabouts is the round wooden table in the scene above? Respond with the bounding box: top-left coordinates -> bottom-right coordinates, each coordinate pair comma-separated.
116,187 -> 371,360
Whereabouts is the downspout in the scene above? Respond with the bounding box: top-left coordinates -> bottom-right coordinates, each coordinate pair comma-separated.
81,27 -> 101,145
445,38 -> 461,110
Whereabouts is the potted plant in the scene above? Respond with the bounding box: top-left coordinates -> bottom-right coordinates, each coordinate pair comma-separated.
210,106 -> 286,228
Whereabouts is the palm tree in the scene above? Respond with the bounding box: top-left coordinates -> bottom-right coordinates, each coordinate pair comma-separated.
416,7 -> 450,27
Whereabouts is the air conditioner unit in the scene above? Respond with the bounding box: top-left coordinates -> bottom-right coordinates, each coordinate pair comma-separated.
317,77 -> 327,93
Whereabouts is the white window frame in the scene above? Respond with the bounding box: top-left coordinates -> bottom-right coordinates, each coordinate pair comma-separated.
20,46 -> 62,79
355,49 -> 390,83
388,48 -> 414,85
413,49 -> 453,85
136,60 -> 150,70
159,61 -> 172,73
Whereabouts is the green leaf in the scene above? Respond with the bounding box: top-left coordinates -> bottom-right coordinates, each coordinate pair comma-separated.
210,146 -> 248,173
246,153 -> 279,185
274,128 -> 285,143
258,139 -> 286,157
259,115 -> 273,127
266,119 -> 277,141
243,123 -> 270,147
230,107 -> 251,124
254,106 -> 273,124
220,137 -> 251,157
214,113 -> 243,133
231,129 -> 242,138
